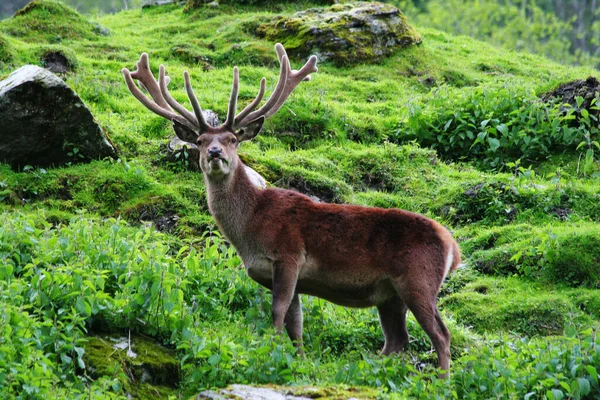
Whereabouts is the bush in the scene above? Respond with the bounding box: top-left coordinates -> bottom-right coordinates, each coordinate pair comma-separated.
393,85 -> 600,170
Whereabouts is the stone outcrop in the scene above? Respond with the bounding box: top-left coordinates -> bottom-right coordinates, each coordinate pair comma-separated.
254,2 -> 421,65
84,334 -> 178,398
197,385 -> 376,399
0,65 -> 117,168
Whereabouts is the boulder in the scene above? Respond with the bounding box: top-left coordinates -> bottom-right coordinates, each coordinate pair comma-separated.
142,0 -> 180,8
197,385 -> 376,399
84,334 -> 178,398
254,2 -> 422,65
197,385 -> 313,400
0,65 -> 117,168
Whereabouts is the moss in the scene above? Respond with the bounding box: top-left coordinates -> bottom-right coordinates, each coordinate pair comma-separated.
253,2 -> 421,66
461,223 -> 600,288
185,0 -> 336,13
3,0 -> 97,42
441,277 -> 588,336
441,69 -> 478,87
0,33 -> 13,64
570,290 -> 600,319
83,335 -> 179,398
287,384 -> 379,399
37,45 -> 79,72
171,44 -> 214,69
216,42 -> 278,67
543,232 -> 600,288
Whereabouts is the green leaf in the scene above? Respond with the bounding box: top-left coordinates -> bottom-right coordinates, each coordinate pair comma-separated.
577,378 -> 591,396
547,389 -> 564,400
497,124 -> 508,135
488,137 -> 500,152
585,365 -> 598,383
207,354 -> 221,366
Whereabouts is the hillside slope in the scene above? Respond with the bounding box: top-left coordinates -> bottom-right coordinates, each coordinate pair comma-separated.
0,1 -> 599,399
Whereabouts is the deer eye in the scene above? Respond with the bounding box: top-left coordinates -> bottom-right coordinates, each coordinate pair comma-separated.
231,138 -> 237,144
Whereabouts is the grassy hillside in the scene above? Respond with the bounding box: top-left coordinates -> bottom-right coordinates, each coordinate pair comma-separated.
0,1 -> 599,399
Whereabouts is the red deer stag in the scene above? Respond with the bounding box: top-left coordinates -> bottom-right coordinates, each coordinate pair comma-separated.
122,44 -> 461,376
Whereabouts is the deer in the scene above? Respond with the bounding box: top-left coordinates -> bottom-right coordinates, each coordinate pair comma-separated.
122,44 -> 461,377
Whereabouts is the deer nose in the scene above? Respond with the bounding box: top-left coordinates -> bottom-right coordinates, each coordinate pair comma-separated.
207,147 -> 222,159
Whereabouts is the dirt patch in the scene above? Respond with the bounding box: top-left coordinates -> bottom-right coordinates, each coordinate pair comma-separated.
42,51 -> 74,73
540,76 -> 600,116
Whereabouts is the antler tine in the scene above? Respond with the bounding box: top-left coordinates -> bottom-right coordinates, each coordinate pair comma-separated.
129,53 -> 171,110
237,51 -> 290,127
274,43 -> 317,83
123,67 -> 196,132
233,77 -> 266,130
224,67 -> 240,129
159,65 -> 199,128
184,71 -> 210,131
262,44 -> 318,119
237,43 -> 317,127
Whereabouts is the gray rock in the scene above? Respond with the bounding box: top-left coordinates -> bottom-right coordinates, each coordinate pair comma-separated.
142,0 -> 179,8
255,2 -> 421,65
196,385 -> 314,400
0,65 -> 117,168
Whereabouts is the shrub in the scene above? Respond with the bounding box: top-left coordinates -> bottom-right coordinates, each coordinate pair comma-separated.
393,85 -> 600,170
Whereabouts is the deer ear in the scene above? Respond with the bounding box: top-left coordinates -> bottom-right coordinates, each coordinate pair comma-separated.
236,116 -> 265,142
172,119 -> 199,143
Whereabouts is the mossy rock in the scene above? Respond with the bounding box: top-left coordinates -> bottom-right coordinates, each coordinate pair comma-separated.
253,2 -> 422,66
3,0 -> 98,42
184,0 -> 335,13
197,384 -> 379,399
83,335 -> 179,398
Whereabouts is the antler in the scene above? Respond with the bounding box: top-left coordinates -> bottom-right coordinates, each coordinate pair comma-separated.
122,44 -> 318,139
122,53 -> 209,133
233,43 -> 318,129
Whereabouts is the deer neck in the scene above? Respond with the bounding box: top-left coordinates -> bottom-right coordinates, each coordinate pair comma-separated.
204,160 -> 258,249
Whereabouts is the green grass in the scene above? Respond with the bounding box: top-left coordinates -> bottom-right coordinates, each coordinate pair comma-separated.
0,1 -> 599,399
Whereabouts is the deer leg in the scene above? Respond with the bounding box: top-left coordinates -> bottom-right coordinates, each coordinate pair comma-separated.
377,297 -> 409,355
399,291 -> 451,378
272,259 -> 299,334
284,294 -> 304,354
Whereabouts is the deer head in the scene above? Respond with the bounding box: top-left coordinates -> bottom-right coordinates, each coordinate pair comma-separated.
122,44 -> 318,180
